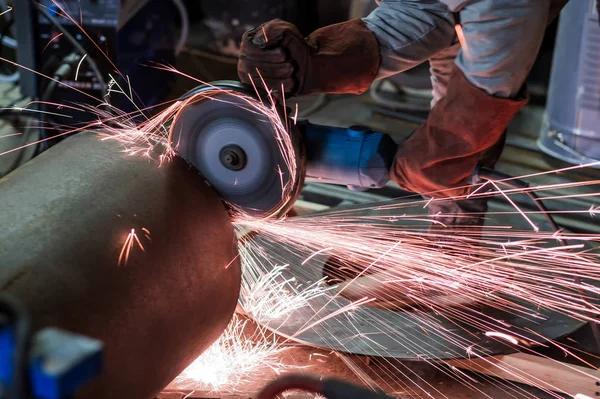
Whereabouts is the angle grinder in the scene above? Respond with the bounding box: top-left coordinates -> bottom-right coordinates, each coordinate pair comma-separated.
169,81 -> 398,219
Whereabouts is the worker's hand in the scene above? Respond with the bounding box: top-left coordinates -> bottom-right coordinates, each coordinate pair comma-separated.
391,66 -> 527,198
238,18 -> 381,97
238,19 -> 305,95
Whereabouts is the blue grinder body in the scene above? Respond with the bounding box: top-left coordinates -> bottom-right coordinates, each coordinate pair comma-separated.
298,121 -> 399,191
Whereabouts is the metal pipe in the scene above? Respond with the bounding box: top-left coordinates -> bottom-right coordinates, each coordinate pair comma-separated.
0,132 -> 241,399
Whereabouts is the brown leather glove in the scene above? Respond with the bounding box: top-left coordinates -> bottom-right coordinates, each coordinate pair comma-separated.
238,19 -> 381,97
391,66 -> 528,198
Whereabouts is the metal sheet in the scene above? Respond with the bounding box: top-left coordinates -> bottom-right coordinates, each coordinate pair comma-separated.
251,203 -> 588,360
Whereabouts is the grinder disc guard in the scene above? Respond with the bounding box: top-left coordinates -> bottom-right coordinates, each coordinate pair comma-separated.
170,82 -> 304,218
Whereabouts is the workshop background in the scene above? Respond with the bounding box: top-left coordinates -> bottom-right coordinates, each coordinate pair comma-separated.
1,1 -> 600,399
3,0 -> 599,234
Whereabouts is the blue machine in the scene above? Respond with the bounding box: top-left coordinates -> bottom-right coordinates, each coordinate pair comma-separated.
0,327 -> 102,399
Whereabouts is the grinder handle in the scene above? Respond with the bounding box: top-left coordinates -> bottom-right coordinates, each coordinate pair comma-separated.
299,121 -> 398,190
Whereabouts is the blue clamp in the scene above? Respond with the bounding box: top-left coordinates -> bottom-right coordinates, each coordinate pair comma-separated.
0,327 -> 103,399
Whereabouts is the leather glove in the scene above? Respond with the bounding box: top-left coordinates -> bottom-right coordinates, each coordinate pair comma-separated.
391,66 -> 528,198
238,18 -> 381,97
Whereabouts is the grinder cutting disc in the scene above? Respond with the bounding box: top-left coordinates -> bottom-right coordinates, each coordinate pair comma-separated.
169,81 -> 305,219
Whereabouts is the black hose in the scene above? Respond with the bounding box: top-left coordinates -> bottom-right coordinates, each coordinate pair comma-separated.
0,295 -> 32,399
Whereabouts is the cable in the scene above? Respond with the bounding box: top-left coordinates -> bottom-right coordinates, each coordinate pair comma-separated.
0,294 -> 32,399
369,79 -> 431,112
171,0 -> 189,56
37,53 -> 80,153
1,54 -> 77,176
478,168 -> 563,239
34,3 -> 107,93
298,94 -> 329,118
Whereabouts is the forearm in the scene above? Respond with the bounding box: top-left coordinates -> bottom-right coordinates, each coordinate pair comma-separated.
362,0 -> 455,80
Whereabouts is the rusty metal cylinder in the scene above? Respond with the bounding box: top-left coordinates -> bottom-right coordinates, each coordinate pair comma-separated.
0,132 -> 241,398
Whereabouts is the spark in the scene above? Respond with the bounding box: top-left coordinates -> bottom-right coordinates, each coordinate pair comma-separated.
75,53 -> 88,81
0,132 -> 22,139
168,260 -> 321,393
494,181 -> 539,232
238,261 -> 329,324
0,6 -> 11,17
484,332 -> 519,346
224,253 -> 241,270
293,103 -> 299,125
2,27 -> 600,396
59,74 -> 600,398
455,24 -> 469,59
43,32 -> 63,52
21,100 -> 84,112
262,25 -> 269,43
118,229 -> 145,266
126,75 -> 133,102
423,197 -> 434,209
48,71 -> 600,399
302,247 -> 334,265
169,314 -> 298,393
49,0 -> 120,80
0,106 -> 73,119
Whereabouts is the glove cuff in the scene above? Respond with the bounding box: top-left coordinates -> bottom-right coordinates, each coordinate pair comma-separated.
300,18 -> 381,96
391,66 -> 528,197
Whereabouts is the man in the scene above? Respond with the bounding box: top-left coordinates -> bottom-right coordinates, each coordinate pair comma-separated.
238,0 -> 570,226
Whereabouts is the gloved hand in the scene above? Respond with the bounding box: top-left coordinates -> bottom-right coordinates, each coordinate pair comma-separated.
238,19 -> 381,97
391,66 -> 528,198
